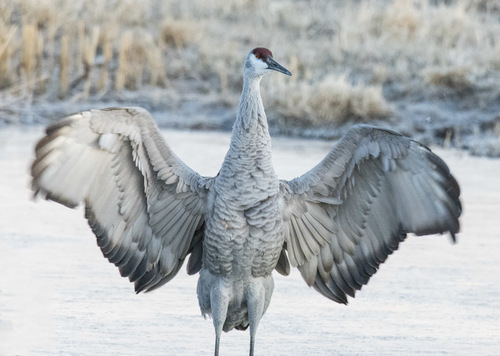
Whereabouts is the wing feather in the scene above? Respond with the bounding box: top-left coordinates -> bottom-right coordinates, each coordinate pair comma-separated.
31,107 -> 210,293
280,125 -> 461,304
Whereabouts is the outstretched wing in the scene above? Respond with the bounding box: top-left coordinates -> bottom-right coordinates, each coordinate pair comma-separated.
32,107 -> 210,293
280,125 -> 461,304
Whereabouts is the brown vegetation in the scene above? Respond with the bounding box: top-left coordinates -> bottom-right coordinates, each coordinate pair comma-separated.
0,0 -> 498,129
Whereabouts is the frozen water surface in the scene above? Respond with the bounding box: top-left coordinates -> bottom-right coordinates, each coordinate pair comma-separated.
0,127 -> 499,355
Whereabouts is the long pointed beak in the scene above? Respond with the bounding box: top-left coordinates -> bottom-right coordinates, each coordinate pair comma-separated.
267,57 -> 292,76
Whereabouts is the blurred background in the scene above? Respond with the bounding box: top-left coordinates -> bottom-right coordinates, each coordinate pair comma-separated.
0,0 -> 499,151
1,2 -> 500,355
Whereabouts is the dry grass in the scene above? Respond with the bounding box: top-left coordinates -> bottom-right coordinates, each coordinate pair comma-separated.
161,20 -> 197,49
57,34 -> 69,98
0,0 -> 498,127
424,66 -> 474,92
268,75 -> 393,126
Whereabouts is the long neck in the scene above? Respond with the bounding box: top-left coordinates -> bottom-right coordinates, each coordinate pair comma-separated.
221,75 -> 275,181
234,75 -> 267,132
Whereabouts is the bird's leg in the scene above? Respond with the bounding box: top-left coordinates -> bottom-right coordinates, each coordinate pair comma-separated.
211,284 -> 229,356
247,283 -> 266,356
214,334 -> 220,356
212,311 -> 225,356
249,336 -> 255,356
247,306 -> 262,356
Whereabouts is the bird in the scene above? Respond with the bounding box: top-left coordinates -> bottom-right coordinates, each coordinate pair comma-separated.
31,47 -> 461,356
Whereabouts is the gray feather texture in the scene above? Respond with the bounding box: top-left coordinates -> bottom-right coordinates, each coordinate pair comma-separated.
32,107 -> 209,294
281,125 -> 461,304
31,48 -> 461,356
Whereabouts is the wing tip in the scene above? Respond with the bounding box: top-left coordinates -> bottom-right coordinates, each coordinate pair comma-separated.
449,230 -> 458,244
32,186 -> 80,209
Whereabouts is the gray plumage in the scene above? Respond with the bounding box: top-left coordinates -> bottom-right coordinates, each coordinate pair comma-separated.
31,48 -> 461,356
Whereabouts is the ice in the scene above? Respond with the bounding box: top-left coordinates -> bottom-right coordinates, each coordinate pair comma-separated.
1,127 -> 499,355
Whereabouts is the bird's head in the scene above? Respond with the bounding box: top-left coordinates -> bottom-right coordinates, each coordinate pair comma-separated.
244,48 -> 292,78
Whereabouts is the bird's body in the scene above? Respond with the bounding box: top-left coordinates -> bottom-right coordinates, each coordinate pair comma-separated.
198,61 -> 285,350
31,48 -> 461,356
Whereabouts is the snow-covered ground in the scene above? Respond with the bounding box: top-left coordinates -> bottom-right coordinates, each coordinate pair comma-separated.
0,127 -> 499,356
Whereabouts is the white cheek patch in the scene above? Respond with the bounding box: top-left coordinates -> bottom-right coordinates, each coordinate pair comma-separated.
248,54 -> 269,72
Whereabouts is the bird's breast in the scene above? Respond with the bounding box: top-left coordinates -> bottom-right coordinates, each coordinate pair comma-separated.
203,169 -> 284,277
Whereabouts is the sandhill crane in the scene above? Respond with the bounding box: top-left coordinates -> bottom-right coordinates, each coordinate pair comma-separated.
31,47 -> 461,356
